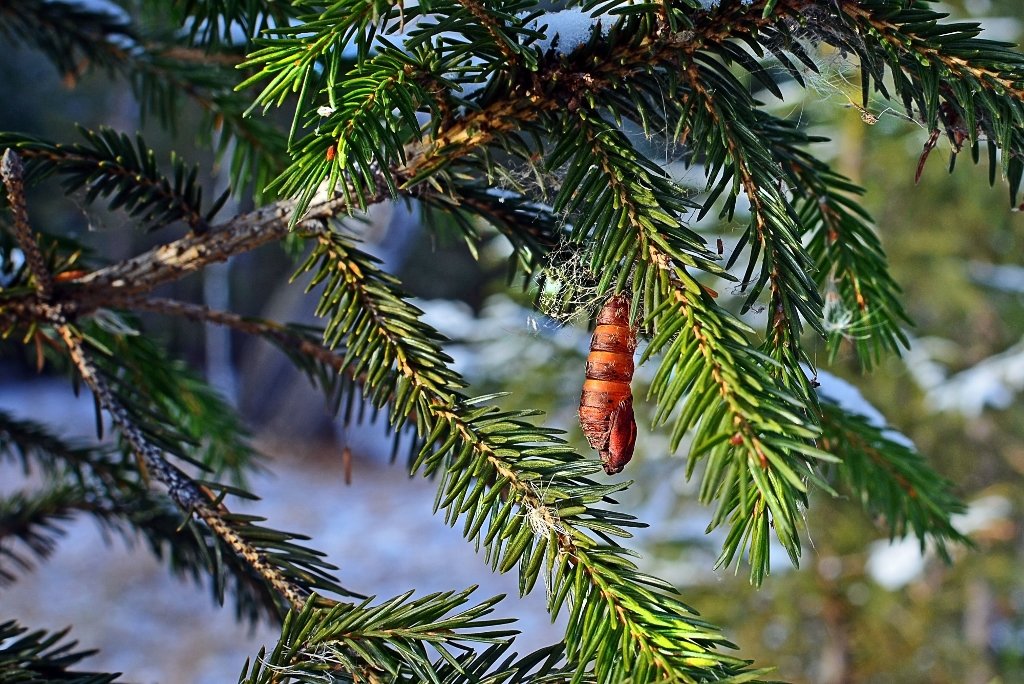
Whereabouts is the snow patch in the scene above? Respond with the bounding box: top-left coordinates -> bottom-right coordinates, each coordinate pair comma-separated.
865,537 -> 927,590
951,494 -> 1012,536
927,342 -> 1024,417
811,368 -> 916,449
970,260 -> 1024,295
866,494 -> 1013,589
525,8 -> 607,54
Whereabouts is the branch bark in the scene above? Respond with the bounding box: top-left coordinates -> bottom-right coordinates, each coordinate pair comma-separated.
74,185 -> 385,300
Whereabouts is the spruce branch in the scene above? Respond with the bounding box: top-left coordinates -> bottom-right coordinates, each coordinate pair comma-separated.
2,2 -> 1012,679
74,185 -> 385,301
142,0 -> 299,47
784,0 -> 1024,200
0,619 -> 120,683
1,157 -> 338,614
0,410 -> 108,477
107,218 -> 760,680
798,173 -> 910,365
0,0 -> 135,82
122,297 -> 370,418
0,486 -> 76,584
35,0 -> 1013,323
267,47 -> 431,221
243,631 -> 577,684
681,59 -> 823,352
1,130 -> 219,233
0,409 -> 323,619
749,114 -> 912,367
834,0 -> 1024,109
127,297 -> 345,374
415,405 -> 760,683
55,319 -> 313,611
282,232 -> 762,681
817,398 -> 969,558
240,589 -> 516,684
0,0 -> 287,197
544,109 -> 829,583
74,325 -> 262,483
641,279 -> 834,586
2,0 -> 942,597
0,2 -> 791,322
548,114 -> 719,298
1,149 -> 52,299
118,288 -> 756,680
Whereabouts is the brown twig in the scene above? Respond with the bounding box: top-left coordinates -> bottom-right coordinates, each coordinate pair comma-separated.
74,185 -> 386,301
129,296 -> 350,374
0,159 -> 314,612
1,149 -> 53,300
55,318 -> 310,610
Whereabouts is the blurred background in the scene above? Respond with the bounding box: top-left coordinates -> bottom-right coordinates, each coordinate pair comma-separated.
2,1 -> 1024,682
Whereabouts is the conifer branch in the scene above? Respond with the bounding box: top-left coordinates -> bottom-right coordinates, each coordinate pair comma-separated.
2,130 -> 217,233
130,281 -> 757,680
95,218 -> 756,680
2,0 -> 1011,679
0,486 -> 77,584
0,0 -> 287,195
681,63 -> 823,358
771,0 -> 1024,198
778,128 -> 911,367
122,296 -> 381,421
55,320 -> 312,611
240,589 -> 517,684
452,0 -> 520,66
279,231 -> 761,681
643,280 -> 830,585
73,186 -> 385,300
0,619 -> 120,683
836,0 -> 1024,105
0,409 -> 307,621
547,110 -> 829,582
0,410 -> 109,476
1,149 -> 52,299
244,631 -> 579,684
818,399 -> 968,557
0,163 -> 338,616
130,297 -> 345,370
0,0 -> 135,81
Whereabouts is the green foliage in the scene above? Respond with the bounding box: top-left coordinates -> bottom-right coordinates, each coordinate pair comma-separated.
75,322 -> 260,481
0,620 -> 119,683
4,0 -> 1022,681
239,589 -> 516,684
818,395 -> 969,560
0,128 -> 225,233
0,0 -> 135,79
141,0 -> 300,48
834,1 -> 1024,202
1,0 -> 289,198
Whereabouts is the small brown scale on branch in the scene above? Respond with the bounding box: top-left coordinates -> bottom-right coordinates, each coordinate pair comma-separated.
579,294 -> 637,475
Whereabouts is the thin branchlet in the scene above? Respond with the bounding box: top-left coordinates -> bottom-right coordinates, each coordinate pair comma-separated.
0,162 -> 311,612
1,149 -> 52,300
56,319 -> 310,611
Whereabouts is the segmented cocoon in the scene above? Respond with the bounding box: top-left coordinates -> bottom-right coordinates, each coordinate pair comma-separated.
578,294 -> 637,474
